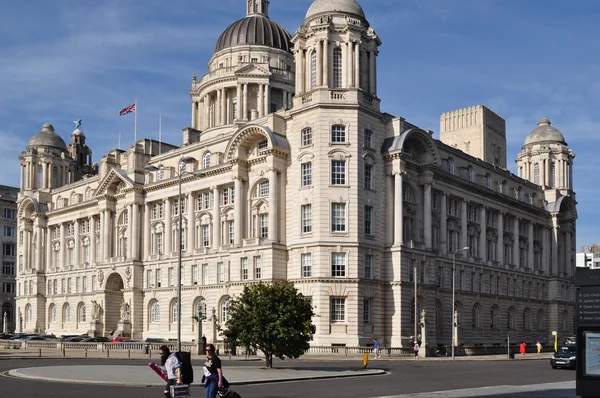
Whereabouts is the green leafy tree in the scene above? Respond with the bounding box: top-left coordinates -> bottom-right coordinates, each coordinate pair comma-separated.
222,281 -> 315,368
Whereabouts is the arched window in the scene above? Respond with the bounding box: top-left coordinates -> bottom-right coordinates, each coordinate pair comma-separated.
195,298 -> 207,319
77,303 -> 86,323
49,304 -> 56,323
117,210 -> 128,258
171,300 -> 179,323
156,165 -> 165,182
202,152 -> 211,169
310,50 -> 317,89
507,307 -> 515,329
472,304 -> 480,328
332,47 -> 343,88
490,306 -> 498,328
37,165 -> 43,189
301,127 -> 312,146
24,304 -> 32,322
150,301 -> 160,323
63,303 -> 71,323
533,163 -> 540,185
221,296 -> 231,323
447,158 -> 455,175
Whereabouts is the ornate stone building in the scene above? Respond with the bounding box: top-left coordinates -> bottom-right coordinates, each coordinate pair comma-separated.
15,0 -> 576,347
1,185 -> 18,333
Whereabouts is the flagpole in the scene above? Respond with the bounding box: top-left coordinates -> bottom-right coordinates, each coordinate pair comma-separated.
134,98 -> 138,143
159,114 -> 162,155
118,130 -> 121,150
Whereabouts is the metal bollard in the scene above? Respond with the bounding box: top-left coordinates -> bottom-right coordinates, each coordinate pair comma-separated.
128,349 -> 131,358
62,347 -> 66,357
39,348 -> 41,358
106,349 -> 110,359
85,349 -> 88,358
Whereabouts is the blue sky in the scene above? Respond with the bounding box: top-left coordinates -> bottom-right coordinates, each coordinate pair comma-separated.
1,0 -> 598,247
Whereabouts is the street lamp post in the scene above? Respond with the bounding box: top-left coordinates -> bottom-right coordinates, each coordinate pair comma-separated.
452,246 -> 469,360
146,157 -> 200,352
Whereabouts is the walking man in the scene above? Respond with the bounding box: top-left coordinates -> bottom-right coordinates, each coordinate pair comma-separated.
373,338 -> 381,359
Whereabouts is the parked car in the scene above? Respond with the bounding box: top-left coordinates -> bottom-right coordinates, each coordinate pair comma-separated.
551,345 -> 576,369
60,335 -> 80,342
17,336 -> 47,341
13,334 -> 39,341
145,338 -> 167,343
63,336 -> 88,342
80,337 -> 110,343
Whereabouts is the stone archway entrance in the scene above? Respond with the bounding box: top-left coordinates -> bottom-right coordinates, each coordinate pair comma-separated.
104,273 -> 124,336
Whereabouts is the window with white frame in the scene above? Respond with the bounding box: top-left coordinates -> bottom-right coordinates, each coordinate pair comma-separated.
301,204 -> 312,234
171,300 -> 179,323
331,160 -> 346,185
302,128 -> 312,146
254,257 -> 262,279
202,224 -> 210,247
364,205 -> 373,235
533,163 -> 540,185
152,203 -> 164,220
331,124 -> 346,143
156,165 -> 164,182
301,253 -> 312,278
78,304 -> 86,323
364,164 -> 373,190
49,305 -> 56,323
258,139 -> 268,151
259,180 -> 269,197
168,267 -> 174,286
363,254 -> 373,279
222,187 -> 235,205
172,198 -> 186,216
364,129 -> 373,148
259,214 -> 268,238
310,51 -> 317,89
63,303 -> 71,323
202,152 -> 211,169
197,191 -> 213,210
331,252 -> 346,277
192,264 -> 198,285
332,48 -> 343,87
150,301 -> 160,323
218,262 -> 225,283
330,297 -> 345,322
202,263 -> 209,285
227,220 -> 234,244
221,297 -> 231,322
302,162 -> 312,187
241,257 -> 249,280
331,202 -> 346,232
147,270 -> 153,288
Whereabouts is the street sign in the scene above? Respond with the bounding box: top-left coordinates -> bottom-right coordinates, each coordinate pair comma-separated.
577,288 -> 600,323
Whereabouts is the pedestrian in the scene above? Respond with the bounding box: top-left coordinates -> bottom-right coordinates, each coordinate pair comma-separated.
519,341 -> 526,356
373,338 -> 381,359
202,343 -> 227,398
159,345 -> 183,398
536,341 -> 542,355
414,341 -> 420,359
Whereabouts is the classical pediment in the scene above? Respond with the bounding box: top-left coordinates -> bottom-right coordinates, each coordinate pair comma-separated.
234,64 -> 272,77
94,168 -> 136,197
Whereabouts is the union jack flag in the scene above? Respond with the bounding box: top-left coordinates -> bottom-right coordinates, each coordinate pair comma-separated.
119,103 -> 136,116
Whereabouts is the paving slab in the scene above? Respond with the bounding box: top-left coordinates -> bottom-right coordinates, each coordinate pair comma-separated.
8,364 -> 384,387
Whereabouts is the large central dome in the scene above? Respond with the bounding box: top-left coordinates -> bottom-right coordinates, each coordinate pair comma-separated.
306,0 -> 365,19
214,14 -> 291,54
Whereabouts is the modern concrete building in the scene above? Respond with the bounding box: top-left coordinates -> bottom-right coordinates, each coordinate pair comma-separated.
577,246 -> 599,269
15,0 -> 577,347
0,185 -> 19,333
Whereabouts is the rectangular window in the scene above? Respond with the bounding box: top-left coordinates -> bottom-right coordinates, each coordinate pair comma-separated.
67,278 -> 72,294
172,198 -> 186,216
168,267 -> 174,287
331,125 -> 346,143
228,220 -> 235,244
91,275 -> 96,291
192,264 -> 198,285
302,128 -> 312,146
301,204 -> 312,234
364,164 -> 373,190
364,205 -> 373,235
331,252 -> 346,277
147,269 -> 153,288
331,160 -> 346,185
82,276 -> 87,293
331,203 -> 346,232
76,277 -> 80,293
302,162 -> 312,187
363,299 -> 371,324
241,258 -> 249,280
363,255 -> 373,279
363,130 -> 372,148
330,297 -> 345,323
218,262 -> 225,283
202,263 -> 209,285
3,208 -> 15,219
156,269 -> 162,288
332,48 -> 343,88
467,204 -> 478,222
447,198 -> 459,217
2,261 -> 15,276
259,214 -> 268,238
301,253 -> 312,278
254,257 -> 262,279
222,187 -> 235,205
156,232 -> 163,255
202,224 -> 210,247
3,226 -> 15,237
3,243 -> 15,256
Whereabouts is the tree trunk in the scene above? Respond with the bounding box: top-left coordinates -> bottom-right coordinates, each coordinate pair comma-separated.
265,352 -> 273,368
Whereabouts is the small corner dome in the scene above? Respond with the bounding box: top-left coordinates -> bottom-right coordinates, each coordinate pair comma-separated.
524,118 -> 566,146
214,15 -> 292,54
72,128 -> 84,137
27,123 -> 68,151
306,0 -> 365,19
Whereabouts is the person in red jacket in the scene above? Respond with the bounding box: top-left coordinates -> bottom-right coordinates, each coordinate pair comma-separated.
519,341 -> 527,356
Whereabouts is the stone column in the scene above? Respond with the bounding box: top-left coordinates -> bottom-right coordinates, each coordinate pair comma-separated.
264,84 -> 270,116
242,84 -> 248,120
346,41 -> 353,88
165,198 -> 172,255
341,41 -> 348,88
497,212 -> 504,264
34,221 -> 43,271
354,42 -> 360,90
441,194 -> 448,255
268,168 -> 278,242
204,95 -> 210,129
460,199 -> 467,252
236,85 -> 242,120
99,212 -> 105,261
569,161 -> 574,190
191,101 -> 197,129
90,217 -> 96,264
187,193 -> 195,252
542,227 -> 549,274
316,40 -> 323,87
234,177 -> 243,245
198,100 -> 203,129
528,222 -> 534,270
132,203 -> 140,260
225,90 -> 231,124
59,223 -> 66,268
370,50 -> 377,95
143,203 -> 151,258
393,172 -> 403,246
258,84 -> 264,118
216,89 -> 221,126
513,217 -> 520,267
74,219 -> 80,266
212,187 -> 220,250
46,225 -> 52,270
48,164 -> 53,189
423,182 -> 432,249
479,207 -> 486,259
386,175 -> 393,244
322,40 -> 329,88
104,210 -> 112,260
